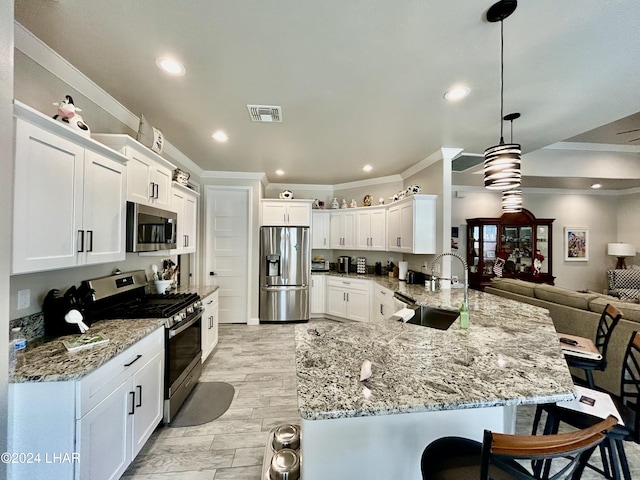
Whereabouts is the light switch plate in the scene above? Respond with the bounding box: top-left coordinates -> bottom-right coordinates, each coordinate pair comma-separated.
17,289 -> 30,310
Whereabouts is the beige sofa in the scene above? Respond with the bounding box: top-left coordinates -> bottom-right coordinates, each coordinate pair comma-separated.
485,278 -> 640,396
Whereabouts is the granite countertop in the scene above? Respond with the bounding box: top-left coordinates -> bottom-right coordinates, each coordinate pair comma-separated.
10,319 -> 166,384
11,284 -> 218,385
295,286 -> 575,421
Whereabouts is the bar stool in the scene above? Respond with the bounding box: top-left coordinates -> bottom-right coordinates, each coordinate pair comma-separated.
420,416 -> 617,480
534,331 -> 640,480
532,304 -> 622,438
567,303 -> 622,389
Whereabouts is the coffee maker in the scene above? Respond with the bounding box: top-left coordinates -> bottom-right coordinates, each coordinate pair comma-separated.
337,256 -> 351,273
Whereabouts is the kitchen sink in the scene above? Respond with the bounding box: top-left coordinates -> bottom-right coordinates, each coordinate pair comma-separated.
406,306 -> 459,330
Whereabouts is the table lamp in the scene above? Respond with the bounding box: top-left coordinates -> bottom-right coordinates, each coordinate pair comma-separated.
607,242 -> 637,269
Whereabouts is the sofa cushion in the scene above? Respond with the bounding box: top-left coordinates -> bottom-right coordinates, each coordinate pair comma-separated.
489,278 -> 536,297
534,284 -> 598,310
589,297 -> 640,322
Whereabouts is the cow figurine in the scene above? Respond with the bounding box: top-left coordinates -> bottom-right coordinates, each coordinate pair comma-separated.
53,95 -> 90,136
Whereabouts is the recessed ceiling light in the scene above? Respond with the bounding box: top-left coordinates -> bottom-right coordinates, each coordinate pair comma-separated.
275,169 -> 285,176
362,165 -> 373,172
211,130 -> 229,142
590,183 -> 602,189
444,85 -> 470,102
155,57 -> 186,76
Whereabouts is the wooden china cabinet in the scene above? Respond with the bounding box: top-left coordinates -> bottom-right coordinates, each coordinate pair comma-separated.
467,209 -> 554,290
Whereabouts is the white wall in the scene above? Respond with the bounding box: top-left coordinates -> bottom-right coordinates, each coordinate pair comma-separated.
0,0 -> 13,466
452,189 -> 620,292
615,191 -> 640,266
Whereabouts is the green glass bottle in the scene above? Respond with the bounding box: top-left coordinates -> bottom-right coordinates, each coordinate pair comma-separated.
459,303 -> 469,329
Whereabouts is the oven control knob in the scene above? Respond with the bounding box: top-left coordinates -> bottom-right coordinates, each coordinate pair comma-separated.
193,300 -> 202,310
173,313 -> 183,325
186,306 -> 194,314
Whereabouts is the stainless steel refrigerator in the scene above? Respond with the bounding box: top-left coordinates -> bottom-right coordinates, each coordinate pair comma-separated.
259,226 -> 310,323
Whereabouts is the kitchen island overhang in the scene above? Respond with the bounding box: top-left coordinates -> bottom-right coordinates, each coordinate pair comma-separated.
295,288 -> 575,479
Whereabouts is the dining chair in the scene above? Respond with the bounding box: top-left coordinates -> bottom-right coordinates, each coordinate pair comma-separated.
533,331 -> 640,480
420,415 -> 617,480
567,303 -> 622,389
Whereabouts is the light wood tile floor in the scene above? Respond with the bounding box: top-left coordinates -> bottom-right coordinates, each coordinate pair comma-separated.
123,321 -> 640,479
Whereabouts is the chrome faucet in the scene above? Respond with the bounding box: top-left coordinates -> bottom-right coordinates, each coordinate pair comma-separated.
430,252 -> 469,310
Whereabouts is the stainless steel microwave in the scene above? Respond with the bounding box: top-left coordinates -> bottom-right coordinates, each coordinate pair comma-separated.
126,202 -> 177,252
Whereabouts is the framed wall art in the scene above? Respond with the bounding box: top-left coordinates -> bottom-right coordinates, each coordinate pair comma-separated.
564,227 -> 589,261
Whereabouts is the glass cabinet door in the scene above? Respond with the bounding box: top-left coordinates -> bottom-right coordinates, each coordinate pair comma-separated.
468,225 -> 480,273
482,225 -> 497,275
535,225 -> 549,273
500,225 -> 533,274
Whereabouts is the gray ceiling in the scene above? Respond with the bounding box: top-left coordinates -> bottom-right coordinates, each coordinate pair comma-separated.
14,0 -> 640,188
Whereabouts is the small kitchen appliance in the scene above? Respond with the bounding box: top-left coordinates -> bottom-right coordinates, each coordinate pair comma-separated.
337,256 -> 351,273
82,270 -> 202,423
126,201 -> 177,252
311,259 -> 330,272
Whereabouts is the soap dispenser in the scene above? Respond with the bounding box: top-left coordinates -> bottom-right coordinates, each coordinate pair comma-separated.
459,303 -> 469,329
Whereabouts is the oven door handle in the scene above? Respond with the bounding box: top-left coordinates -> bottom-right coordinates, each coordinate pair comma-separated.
169,312 -> 202,338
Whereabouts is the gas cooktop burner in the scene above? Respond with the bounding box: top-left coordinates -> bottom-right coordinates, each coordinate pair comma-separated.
106,293 -> 201,319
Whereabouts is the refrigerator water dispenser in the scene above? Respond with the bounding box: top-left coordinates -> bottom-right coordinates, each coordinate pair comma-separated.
266,255 -> 281,277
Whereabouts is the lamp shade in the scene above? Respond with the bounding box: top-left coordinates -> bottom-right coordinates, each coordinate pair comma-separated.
483,143 -> 521,190
607,243 -> 636,257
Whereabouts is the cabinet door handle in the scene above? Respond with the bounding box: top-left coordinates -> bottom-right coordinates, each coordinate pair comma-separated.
346,293 -> 349,302
86,230 -> 94,252
380,303 -> 383,315
129,391 -> 136,415
77,230 -> 84,252
343,292 -> 346,301
136,385 -> 143,407
186,235 -> 189,247
155,183 -> 160,199
149,182 -> 155,199
124,354 -> 142,367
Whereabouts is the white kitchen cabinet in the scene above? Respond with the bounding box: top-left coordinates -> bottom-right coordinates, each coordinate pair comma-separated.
311,211 -> 331,249
356,207 -> 387,251
372,285 -> 396,322
201,290 -> 219,362
387,195 -> 437,254
8,328 -> 164,480
92,133 -> 175,210
310,274 -> 326,317
172,183 -> 199,254
329,211 -> 356,249
12,107 -> 127,274
261,199 -> 312,226
326,277 -> 370,322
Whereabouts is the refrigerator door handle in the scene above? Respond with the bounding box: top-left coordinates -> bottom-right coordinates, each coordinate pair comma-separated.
262,285 -> 308,291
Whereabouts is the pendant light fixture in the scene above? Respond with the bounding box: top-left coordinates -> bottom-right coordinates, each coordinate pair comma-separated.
501,112 -> 523,212
484,0 -> 521,191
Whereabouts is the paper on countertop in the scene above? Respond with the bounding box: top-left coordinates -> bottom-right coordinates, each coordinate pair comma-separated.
555,385 -> 624,425
360,360 -> 372,381
394,308 -> 415,322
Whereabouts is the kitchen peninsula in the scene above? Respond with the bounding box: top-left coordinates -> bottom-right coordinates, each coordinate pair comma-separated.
295,286 -> 575,479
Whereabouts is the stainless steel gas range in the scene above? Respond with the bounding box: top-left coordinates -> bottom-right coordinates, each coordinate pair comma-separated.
82,270 -> 203,423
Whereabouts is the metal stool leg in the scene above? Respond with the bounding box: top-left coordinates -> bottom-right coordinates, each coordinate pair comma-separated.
614,439 -> 632,480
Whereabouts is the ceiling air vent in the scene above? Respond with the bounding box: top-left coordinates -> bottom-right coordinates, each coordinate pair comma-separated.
247,105 -> 283,122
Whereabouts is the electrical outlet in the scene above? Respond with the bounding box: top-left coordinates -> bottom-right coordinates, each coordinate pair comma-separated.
17,289 -> 30,310
452,275 -> 459,284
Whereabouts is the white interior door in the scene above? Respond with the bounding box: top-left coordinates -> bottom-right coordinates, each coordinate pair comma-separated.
205,187 -> 249,324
